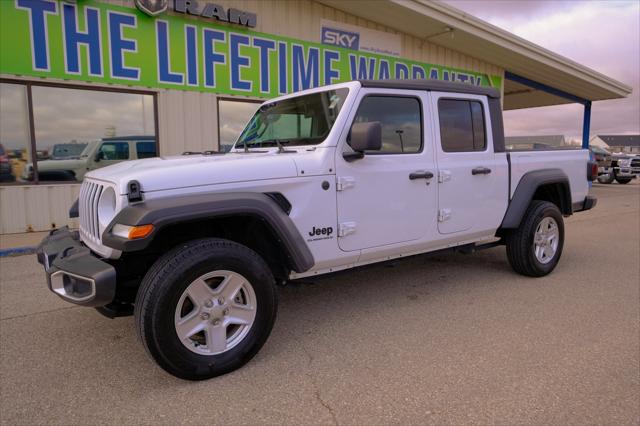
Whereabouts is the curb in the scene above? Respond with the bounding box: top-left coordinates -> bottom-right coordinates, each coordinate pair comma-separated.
0,246 -> 37,257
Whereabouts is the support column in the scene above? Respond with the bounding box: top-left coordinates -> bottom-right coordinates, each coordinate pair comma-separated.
582,101 -> 592,149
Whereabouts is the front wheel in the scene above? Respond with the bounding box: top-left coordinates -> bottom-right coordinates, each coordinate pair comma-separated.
134,238 -> 277,380
505,200 -> 565,277
616,178 -> 632,184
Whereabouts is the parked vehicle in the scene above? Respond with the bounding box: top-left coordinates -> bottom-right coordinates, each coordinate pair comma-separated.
609,153 -> 639,184
23,136 -> 156,181
37,80 -> 597,380
0,143 -> 16,182
590,146 -> 616,184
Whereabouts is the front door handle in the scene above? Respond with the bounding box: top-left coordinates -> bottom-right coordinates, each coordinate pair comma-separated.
472,167 -> 492,175
409,170 -> 434,180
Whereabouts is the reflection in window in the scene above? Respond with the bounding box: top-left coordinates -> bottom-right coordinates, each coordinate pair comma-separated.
352,96 -> 422,153
136,141 -> 157,159
30,86 -> 155,182
99,142 -> 130,160
0,83 -> 31,183
438,99 -> 486,152
218,99 -> 260,152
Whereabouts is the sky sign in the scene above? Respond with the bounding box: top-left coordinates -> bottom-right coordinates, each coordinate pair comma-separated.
0,0 -> 502,98
321,19 -> 402,57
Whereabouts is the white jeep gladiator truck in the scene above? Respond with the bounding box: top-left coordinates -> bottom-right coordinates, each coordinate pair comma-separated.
37,80 -> 597,380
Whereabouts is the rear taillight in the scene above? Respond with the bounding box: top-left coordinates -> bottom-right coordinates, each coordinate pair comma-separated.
587,161 -> 598,181
0,156 -> 8,164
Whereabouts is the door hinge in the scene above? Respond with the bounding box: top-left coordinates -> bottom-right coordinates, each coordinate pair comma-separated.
438,170 -> 452,183
336,176 -> 356,191
438,209 -> 452,222
338,222 -> 357,237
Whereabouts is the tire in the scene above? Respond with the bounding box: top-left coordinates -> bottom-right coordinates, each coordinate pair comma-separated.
615,178 -> 632,184
134,238 -> 277,380
597,172 -> 614,184
505,200 -> 564,277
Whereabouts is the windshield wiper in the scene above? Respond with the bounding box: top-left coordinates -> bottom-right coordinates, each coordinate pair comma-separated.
245,139 -> 297,153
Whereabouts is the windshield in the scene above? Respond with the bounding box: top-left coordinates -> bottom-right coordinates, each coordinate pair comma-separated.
52,143 -> 88,159
235,88 -> 349,149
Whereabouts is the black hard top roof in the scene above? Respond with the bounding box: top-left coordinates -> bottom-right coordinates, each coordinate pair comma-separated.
102,135 -> 155,141
358,79 -> 501,99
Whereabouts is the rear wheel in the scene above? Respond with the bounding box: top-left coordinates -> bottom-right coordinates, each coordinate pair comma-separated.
134,238 -> 277,380
506,200 -> 564,277
616,178 -> 632,184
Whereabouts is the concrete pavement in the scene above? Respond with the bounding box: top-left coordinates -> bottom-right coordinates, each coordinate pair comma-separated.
1,182 -> 638,425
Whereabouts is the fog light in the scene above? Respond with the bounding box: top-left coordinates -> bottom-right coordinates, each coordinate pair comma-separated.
63,275 -> 93,298
50,271 -> 96,302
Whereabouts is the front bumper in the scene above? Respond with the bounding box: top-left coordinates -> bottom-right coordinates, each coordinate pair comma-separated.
615,166 -> 640,178
36,227 -> 116,307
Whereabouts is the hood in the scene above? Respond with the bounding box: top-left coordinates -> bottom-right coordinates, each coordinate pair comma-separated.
37,158 -> 86,171
87,151 -> 300,194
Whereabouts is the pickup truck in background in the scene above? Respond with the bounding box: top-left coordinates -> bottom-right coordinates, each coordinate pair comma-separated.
591,146 -> 639,184
608,153 -> 639,184
23,136 -> 156,182
37,80 -> 597,380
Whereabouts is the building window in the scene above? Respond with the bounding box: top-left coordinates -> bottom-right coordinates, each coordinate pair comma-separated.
0,79 -> 158,184
438,99 -> 486,152
0,83 -> 31,183
352,96 -> 422,154
217,98 -> 261,152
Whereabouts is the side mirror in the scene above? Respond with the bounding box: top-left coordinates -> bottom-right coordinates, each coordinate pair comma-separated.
344,121 -> 382,162
94,151 -> 104,162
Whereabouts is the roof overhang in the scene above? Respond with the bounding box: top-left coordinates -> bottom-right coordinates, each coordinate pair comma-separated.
317,0 -> 632,110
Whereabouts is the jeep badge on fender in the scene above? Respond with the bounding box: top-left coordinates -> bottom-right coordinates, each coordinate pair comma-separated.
309,226 -> 333,237
36,79 -> 597,380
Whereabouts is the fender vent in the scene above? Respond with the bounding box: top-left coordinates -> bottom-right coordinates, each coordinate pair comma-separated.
264,192 -> 292,215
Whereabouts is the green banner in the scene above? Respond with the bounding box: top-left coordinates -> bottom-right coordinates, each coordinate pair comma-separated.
0,0 -> 502,98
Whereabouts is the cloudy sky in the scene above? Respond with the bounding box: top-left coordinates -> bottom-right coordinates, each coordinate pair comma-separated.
444,0 -> 640,140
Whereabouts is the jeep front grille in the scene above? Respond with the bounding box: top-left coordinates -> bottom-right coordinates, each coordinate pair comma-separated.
79,180 -> 104,244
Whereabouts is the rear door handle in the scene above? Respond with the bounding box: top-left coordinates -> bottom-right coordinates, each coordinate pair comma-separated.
472,167 -> 492,175
409,170 -> 434,180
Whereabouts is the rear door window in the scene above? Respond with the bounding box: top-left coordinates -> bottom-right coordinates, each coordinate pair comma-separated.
438,99 -> 486,152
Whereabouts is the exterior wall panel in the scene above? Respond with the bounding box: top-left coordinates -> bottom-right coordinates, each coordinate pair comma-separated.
1,185 -> 80,234
157,90 -> 219,155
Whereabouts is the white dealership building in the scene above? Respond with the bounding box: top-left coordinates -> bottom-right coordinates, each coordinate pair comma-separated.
0,0 -> 631,235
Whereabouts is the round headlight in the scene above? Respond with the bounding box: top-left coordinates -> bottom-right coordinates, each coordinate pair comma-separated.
97,187 -> 116,229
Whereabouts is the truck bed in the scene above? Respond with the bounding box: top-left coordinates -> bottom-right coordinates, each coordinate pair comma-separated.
509,149 -> 590,206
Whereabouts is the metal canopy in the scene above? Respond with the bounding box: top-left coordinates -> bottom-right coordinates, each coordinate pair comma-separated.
505,72 -> 592,148
317,0 -> 632,110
